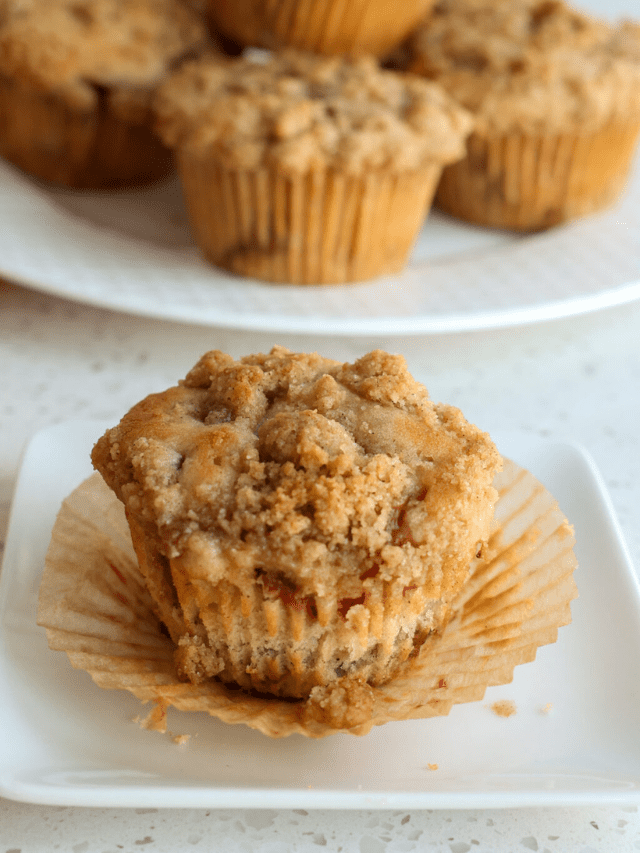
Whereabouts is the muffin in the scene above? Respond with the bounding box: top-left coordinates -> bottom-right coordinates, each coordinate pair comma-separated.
91,347 -> 502,701
205,0 -> 436,59
154,49 -> 473,283
0,0 -> 208,188
410,0 -> 640,230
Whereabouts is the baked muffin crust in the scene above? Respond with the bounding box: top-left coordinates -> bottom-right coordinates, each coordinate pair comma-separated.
0,0 -> 208,113
410,0 -> 640,134
93,348 -> 501,697
154,49 -> 473,172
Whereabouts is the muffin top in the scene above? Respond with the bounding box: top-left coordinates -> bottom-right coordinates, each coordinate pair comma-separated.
154,49 -> 473,172
410,0 -> 640,134
92,347 -> 501,608
0,0 -> 208,112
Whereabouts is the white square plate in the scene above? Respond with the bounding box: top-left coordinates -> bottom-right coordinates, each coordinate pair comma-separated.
1,421 -> 640,809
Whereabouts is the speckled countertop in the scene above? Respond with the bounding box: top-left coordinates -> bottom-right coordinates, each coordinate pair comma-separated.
2,277 -> 640,851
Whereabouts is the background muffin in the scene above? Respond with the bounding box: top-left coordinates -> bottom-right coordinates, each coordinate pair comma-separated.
0,0 -> 208,188
410,0 -> 640,230
91,347 -> 502,700
154,49 -> 473,283
205,0 -> 437,59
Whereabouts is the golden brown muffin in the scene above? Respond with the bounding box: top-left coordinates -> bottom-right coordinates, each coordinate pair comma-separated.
206,0 -> 437,59
91,347 -> 502,700
154,49 -> 473,283
0,0 -> 208,188
410,0 -> 640,230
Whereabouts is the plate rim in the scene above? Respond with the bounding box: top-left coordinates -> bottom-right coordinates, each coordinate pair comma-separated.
2,156 -> 640,336
11,270 -> 640,336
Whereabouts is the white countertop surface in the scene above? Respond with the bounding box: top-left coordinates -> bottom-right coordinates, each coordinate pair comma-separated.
2,276 -> 640,851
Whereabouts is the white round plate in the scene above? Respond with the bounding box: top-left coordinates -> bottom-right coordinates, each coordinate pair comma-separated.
2,0 -> 639,336
3,155 -> 640,335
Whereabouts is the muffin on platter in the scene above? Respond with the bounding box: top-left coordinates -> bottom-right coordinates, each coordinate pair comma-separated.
91,347 -> 502,704
0,0 -> 208,188
410,0 -> 640,230
153,49 -> 473,284
205,0 -> 437,59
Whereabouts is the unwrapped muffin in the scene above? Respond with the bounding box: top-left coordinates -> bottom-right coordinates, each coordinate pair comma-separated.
154,49 -> 473,283
410,0 -> 640,230
0,0 -> 208,188
206,0 -> 436,59
91,348 -> 502,701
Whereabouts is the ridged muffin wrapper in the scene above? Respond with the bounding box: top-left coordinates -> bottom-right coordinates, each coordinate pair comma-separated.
38,457 -> 578,739
435,122 -> 640,231
176,157 -> 443,284
0,76 -> 173,189
207,0 -> 436,58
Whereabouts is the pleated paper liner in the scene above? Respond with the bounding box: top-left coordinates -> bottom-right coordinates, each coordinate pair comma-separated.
435,123 -> 640,231
207,0 -> 436,58
176,158 -> 442,284
0,77 -> 173,190
37,457 -> 577,739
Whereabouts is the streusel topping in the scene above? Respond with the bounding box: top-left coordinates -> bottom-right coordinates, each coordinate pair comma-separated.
0,0 -> 208,111
154,50 -> 473,172
93,348 -> 500,605
410,0 -> 640,134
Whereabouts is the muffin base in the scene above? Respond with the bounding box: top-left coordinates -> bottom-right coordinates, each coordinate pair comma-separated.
0,77 -> 173,189
38,458 -> 578,737
127,512 -> 444,699
435,123 -> 640,231
207,0 -> 436,57
177,157 -> 442,283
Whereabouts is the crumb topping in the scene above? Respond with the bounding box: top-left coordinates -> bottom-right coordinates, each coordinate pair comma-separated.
154,49 -> 473,172
410,0 -> 640,133
0,0 -> 208,111
93,347 -> 501,610
305,677 -> 375,729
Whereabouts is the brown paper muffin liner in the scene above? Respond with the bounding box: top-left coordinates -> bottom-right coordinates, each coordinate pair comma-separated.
0,76 -> 173,189
177,157 -> 442,283
435,123 -> 640,231
38,457 -> 577,739
126,511 -> 452,700
207,0 -> 436,57
38,452 -> 577,738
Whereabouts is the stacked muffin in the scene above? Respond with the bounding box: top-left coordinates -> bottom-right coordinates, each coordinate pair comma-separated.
205,0 -> 438,57
0,0 -> 209,188
1,0 -> 639,274
409,0 -> 640,230
153,50 -> 472,283
0,0 -> 473,282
